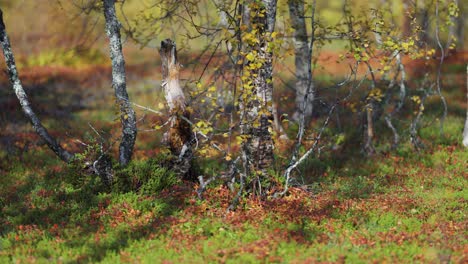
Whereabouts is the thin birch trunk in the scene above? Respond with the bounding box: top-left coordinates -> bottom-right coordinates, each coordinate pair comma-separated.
418,8 -> 430,47
445,0 -> 458,51
364,104 -> 375,155
214,0 -> 229,28
103,0 -> 137,166
0,9 -> 73,162
463,64 -> 468,147
376,0 -> 406,149
288,0 -> 313,122
238,0 -> 277,190
160,39 -> 193,179
455,5 -> 464,49
385,52 -> 406,149
402,0 -> 412,38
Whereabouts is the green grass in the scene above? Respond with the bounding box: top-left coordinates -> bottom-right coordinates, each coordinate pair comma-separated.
1,136 -> 466,263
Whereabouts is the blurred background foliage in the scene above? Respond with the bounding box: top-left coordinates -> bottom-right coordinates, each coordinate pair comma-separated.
0,0 -> 464,68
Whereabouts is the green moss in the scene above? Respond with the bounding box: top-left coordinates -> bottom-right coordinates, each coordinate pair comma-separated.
114,155 -> 179,194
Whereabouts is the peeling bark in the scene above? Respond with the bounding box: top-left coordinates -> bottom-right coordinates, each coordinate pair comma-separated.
288,0 -> 313,121
0,9 -> 73,162
160,39 -> 193,179
103,0 -> 137,166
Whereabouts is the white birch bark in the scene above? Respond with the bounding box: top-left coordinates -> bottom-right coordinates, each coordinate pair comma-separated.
103,0 -> 137,166
288,0 -> 313,121
0,9 -> 73,162
241,0 -> 277,177
445,0 -> 458,51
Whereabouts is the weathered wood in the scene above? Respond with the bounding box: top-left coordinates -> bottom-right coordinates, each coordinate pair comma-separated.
0,9 -> 73,162
160,39 -> 193,179
103,0 -> 137,166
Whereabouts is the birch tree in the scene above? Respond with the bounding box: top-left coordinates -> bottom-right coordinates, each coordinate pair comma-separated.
0,9 -> 73,163
239,0 -> 277,184
402,0 -> 412,38
102,0 -> 137,166
0,4 -> 134,185
463,64 -> 468,147
455,4 -> 464,49
288,0 -> 314,122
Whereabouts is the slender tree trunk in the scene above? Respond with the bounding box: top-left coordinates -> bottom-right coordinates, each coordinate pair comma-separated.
418,7 -> 430,47
160,39 -> 193,179
288,0 -> 313,122
363,103 -> 376,155
214,0 -> 229,28
377,0 -> 406,149
103,0 -> 137,166
402,0 -> 412,38
446,0 -> 459,51
0,9 -> 73,162
239,0 -> 277,186
455,1 -> 464,50
254,0 -> 276,174
463,64 -> 468,147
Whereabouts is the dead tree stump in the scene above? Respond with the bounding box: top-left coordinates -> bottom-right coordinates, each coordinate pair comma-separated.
159,39 -> 194,180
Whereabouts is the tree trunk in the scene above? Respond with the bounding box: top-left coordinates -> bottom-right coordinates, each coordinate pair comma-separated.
463,64 -> 468,147
455,1 -> 464,50
0,9 -> 73,162
239,0 -> 277,184
364,103 -> 376,155
402,0 -> 412,38
160,39 -> 193,179
418,7 -> 430,47
288,0 -> 314,122
103,0 -> 137,166
446,0 -> 459,51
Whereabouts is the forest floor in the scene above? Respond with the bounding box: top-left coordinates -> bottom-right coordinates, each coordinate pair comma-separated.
0,49 -> 467,263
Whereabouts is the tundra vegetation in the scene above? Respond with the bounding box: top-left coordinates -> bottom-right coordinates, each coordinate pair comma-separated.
0,0 -> 466,262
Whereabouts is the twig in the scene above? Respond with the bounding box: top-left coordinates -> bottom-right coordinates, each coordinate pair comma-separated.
434,0 -> 448,134
276,67 -> 367,197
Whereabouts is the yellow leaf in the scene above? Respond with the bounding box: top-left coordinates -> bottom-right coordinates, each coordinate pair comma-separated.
208,86 -> 216,92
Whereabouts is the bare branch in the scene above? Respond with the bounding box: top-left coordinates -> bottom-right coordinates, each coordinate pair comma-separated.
434,0 -> 448,134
